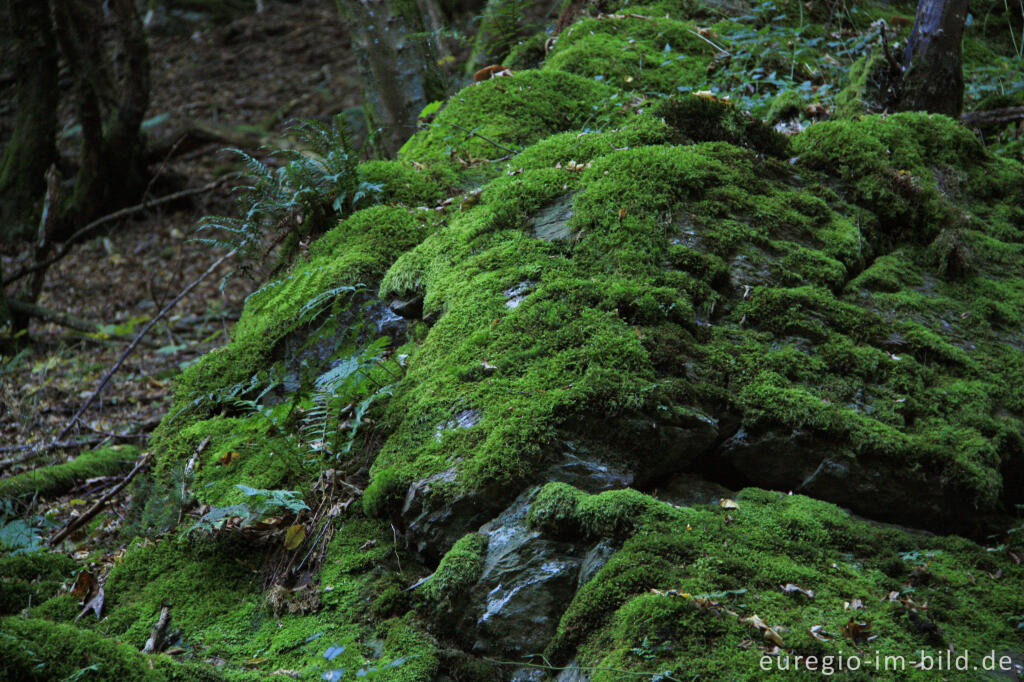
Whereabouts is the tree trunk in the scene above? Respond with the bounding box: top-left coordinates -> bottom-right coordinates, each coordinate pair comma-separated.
51,0 -> 151,239
897,0 -> 969,117
0,0 -> 59,243
337,0 -> 448,157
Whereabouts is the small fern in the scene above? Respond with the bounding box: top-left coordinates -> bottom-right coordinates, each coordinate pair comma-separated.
196,114 -> 383,279
300,336 -> 394,458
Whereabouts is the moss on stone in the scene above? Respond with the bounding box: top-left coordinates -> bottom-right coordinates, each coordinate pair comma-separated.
51,6 -> 1024,679
425,532 -> 488,601
0,616 -> 164,681
543,15 -> 713,96
358,159 -> 457,206
398,70 -> 627,165
650,94 -> 790,157
534,484 -> 1024,676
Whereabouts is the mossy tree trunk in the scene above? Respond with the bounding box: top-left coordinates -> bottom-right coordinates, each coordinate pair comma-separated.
0,0 -> 59,244
337,0 -> 448,157
51,0 -> 151,240
897,0 -> 969,117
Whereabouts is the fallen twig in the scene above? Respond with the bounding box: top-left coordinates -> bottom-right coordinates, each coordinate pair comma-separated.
0,435 -> 110,457
48,244 -> 240,449
3,178 -> 228,289
50,451 -> 152,546
141,604 -> 172,654
446,122 -> 520,156
960,105 -> 1024,128
5,299 -> 157,346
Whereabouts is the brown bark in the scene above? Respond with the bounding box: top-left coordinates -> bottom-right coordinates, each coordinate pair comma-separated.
0,0 -> 59,243
337,0 -> 448,157
897,0 -> 970,117
51,0 -> 151,239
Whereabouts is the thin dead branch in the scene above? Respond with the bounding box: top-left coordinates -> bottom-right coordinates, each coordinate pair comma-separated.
48,244 -> 240,450
3,179 -> 228,289
50,451 -> 152,546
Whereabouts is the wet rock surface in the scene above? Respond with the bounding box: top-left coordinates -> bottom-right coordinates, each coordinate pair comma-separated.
466,488 -> 583,656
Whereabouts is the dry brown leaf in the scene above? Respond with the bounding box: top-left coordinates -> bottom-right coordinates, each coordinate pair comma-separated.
219,451 -> 241,466
840,619 -> 873,643
71,570 -> 98,600
742,614 -> 784,646
75,585 -> 104,622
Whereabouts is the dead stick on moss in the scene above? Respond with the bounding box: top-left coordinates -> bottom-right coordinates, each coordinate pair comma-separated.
3,178 -> 228,289
178,436 -> 211,525
50,452 -> 152,546
446,123 -> 520,156
48,245 -> 240,450
141,604 -> 172,654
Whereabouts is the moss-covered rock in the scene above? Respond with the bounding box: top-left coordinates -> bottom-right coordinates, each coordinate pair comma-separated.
32,2 -> 1024,679
0,616 -> 163,681
532,484 -> 1024,680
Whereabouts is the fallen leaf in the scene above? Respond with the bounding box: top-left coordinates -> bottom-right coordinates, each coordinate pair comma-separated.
473,64 -> 513,81
809,625 -> 832,641
844,598 -> 864,610
284,524 -> 306,551
840,619 -> 873,643
780,583 -> 814,598
219,450 -> 241,466
75,585 -> 104,622
719,498 -> 739,509
743,614 -> 784,646
71,570 -> 98,600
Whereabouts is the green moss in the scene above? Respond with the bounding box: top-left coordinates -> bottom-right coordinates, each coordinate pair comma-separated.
543,15 -> 713,96
358,160 -> 457,206
398,70 -> 626,165
425,532 -> 488,601
766,89 -> 805,125
0,616 -> 163,681
0,445 -> 139,499
73,10 -> 1024,679
362,467 -> 411,519
791,112 -> 988,236
833,50 -> 895,118
0,552 -> 77,615
650,94 -> 790,157
28,593 -> 80,621
534,485 -> 1024,676
375,615 -> 440,681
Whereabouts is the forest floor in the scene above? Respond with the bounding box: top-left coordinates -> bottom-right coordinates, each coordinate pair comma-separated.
1,0 -> 359,501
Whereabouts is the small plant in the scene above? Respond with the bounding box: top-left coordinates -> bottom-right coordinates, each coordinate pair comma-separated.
0,499 -> 58,554
187,484 -> 309,537
197,114 -> 383,280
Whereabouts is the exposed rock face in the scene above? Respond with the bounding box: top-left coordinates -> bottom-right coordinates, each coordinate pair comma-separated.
467,489 -> 583,656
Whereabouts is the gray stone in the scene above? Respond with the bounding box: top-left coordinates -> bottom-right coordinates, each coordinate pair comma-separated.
530,193 -> 576,241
